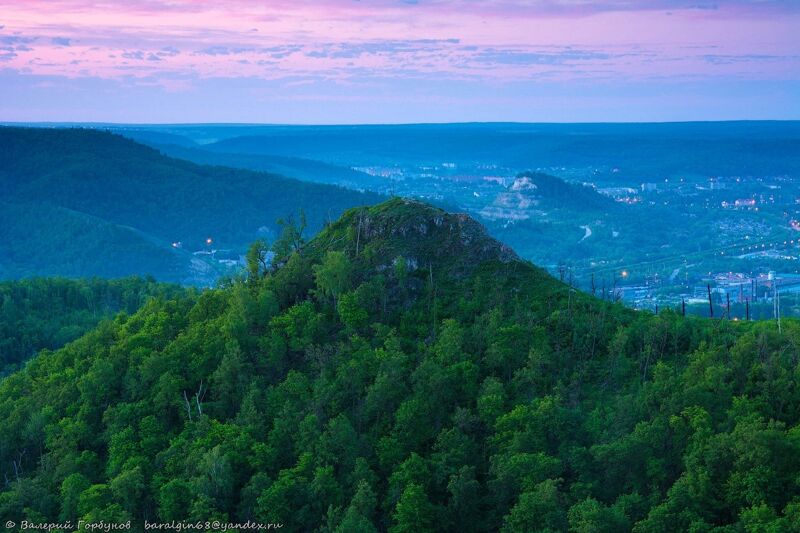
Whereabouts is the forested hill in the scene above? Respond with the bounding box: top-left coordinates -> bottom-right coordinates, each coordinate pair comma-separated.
0,277 -> 185,376
0,127 -> 382,284
2,198 -> 800,532
148,143 -> 388,191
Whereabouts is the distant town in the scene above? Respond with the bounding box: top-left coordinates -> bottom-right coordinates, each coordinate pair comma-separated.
352,160 -> 800,318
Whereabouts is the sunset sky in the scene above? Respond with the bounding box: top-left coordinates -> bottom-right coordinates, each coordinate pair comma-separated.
1,0 -> 799,123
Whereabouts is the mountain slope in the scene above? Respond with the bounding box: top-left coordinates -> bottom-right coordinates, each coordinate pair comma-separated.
146,143 -> 388,191
0,202 -> 191,281
0,276 -> 185,375
0,127 -> 383,283
0,199 -> 799,532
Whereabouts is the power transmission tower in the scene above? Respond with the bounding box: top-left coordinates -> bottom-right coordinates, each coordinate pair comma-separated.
776,280 -> 782,334
707,284 -> 714,318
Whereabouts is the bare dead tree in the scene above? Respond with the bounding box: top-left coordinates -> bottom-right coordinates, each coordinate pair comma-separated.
355,210 -> 364,256
429,262 -> 437,341
11,449 -> 26,482
183,390 -> 193,421
182,381 -> 208,420
194,381 -> 207,416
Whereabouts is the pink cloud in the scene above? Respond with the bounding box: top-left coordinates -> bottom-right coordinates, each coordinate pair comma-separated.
0,0 -> 797,89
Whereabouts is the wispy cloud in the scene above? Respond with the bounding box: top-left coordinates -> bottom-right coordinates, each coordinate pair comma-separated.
0,0 -> 798,121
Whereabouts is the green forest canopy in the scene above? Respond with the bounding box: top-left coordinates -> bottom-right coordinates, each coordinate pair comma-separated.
1,198 -> 800,532
0,277 -> 185,376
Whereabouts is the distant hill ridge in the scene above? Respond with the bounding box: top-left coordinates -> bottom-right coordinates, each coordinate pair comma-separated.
0,126 -> 383,284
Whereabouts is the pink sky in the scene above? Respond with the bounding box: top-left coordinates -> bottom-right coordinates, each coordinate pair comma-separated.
1,1 -> 799,122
